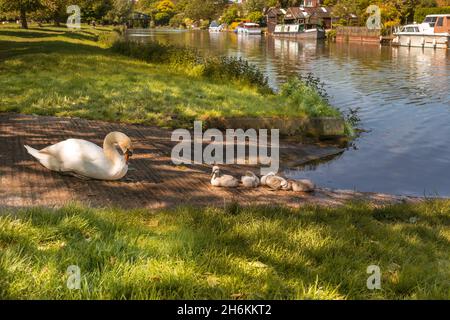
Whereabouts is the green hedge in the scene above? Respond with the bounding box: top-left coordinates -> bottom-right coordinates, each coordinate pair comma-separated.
414,7 -> 450,23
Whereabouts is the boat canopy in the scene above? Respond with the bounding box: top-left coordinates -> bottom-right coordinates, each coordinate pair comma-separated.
243,23 -> 260,27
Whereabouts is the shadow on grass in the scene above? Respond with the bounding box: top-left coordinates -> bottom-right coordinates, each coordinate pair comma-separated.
0,201 -> 449,299
0,39 -> 109,60
0,28 -> 100,42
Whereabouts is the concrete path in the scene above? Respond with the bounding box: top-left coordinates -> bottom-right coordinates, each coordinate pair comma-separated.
0,113 -> 419,210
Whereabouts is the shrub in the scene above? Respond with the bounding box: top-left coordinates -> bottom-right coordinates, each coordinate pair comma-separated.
111,40 -> 272,93
155,12 -> 171,26
280,75 -> 338,117
414,6 -> 450,23
246,11 -> 264,24
202,56 -> 271,93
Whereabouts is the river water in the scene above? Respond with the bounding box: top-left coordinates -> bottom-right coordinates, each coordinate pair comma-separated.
128,30 -> 450,197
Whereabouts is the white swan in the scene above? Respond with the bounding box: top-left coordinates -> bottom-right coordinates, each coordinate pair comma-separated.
241,171 -> 259,188
211,166 -> 239,188
24,132 -> 133,181
261,172 -> 289,190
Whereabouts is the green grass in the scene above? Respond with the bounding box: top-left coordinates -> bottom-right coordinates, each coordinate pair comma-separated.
0,201 -> 449,299
0,24 -> 340,129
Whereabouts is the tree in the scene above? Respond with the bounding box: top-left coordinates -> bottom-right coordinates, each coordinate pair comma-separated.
39,0 -> 69,26
332,0 -> 360,25
221,4 -> 240,24
74,0 -> 113,23
247,11 -> 264,23
183,0 -> 228,21
105,0 -> 134,24
244,0 -> 266,14
0,0 -> 42,28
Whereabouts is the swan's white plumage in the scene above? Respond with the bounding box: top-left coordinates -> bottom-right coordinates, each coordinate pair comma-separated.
241,171 -> 259,188
211,166 -> 239,188
261,172 -> 289,190
24,133 -> 132,181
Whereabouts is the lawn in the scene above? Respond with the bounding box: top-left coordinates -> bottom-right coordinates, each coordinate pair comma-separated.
0,24 -> 340,129
0,201 -> 449,299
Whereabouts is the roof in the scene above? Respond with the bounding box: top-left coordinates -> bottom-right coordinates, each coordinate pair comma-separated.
284,6 -> 334,20
266,7 -> 285,16
284,7 -> 309,20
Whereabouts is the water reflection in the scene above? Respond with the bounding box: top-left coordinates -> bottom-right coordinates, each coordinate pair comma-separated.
127,30 -> 450,196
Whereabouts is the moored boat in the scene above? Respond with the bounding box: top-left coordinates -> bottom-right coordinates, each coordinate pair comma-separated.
236,23 -> 262,35
272,23 -> 325,40
393,14 -> 450,49
209,20 -> 225,32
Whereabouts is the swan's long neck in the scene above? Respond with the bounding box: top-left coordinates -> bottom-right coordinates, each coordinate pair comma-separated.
103,133 -> 122,163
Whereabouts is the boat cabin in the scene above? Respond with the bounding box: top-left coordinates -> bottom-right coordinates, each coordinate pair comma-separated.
423,14 -> 450,34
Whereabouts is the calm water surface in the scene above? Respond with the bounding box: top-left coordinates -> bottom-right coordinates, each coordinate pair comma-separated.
128,30 -> 450,196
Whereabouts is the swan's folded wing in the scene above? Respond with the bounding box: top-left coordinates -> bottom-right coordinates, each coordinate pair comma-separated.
41,139 -> 104,162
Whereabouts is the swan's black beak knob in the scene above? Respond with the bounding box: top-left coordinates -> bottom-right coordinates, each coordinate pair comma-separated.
125,150 -> 133,163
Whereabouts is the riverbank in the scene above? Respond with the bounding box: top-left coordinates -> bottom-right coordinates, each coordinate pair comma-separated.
0,25 -> 342,132
0,112 -> 394,209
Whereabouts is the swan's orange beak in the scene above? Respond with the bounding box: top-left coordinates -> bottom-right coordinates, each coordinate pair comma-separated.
125,149 -> 133,163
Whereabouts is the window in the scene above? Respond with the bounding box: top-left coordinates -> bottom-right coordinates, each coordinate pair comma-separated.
424,16 -> 437,27
437,17 -> 444,27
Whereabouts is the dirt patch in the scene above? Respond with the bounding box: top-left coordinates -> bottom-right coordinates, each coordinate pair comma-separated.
0,113 -> 419,210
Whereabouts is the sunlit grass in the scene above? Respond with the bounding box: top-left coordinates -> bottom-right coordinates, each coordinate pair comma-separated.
0,25 -> 340,129
0,201 -> 449,299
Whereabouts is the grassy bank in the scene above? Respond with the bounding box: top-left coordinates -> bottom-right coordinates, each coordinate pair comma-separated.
0,25 -> 340,129
0,201 -> 449,299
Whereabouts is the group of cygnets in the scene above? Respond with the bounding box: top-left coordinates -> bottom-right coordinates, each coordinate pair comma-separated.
211,166 -> 315,192
22,131 -> 316,193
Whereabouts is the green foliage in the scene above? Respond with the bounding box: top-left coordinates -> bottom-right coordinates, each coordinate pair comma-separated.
244,0 -> 266,14
280,74 -> 340,117
111,39 -> 272,93
182,0 -> 228,21
169,13 -> 186,28
1,200 -> 449,299
221,4 -> 240,25
154,12 -> 170,25
246,11 -> 264,24
414,6 -> 450,23
104,0 -> 133,24
203,56 -> 271,94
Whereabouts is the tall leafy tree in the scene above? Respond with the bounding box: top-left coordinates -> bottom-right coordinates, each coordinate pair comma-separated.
105,0 -> 134,24
0,0 -> 42,28
182,0 -> 228,21
39,0 -> 69,25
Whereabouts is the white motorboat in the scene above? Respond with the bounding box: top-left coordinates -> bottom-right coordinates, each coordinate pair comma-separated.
236,23 -> 262,35
393,14 -> 450,49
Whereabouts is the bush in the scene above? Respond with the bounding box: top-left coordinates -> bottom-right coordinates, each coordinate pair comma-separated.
155,12 -> 171,25
246,11 -> 264,24
202,56 -> 271,94
111,40 -> 272,93
280,74 -> 339,117
414,7 -> 450,23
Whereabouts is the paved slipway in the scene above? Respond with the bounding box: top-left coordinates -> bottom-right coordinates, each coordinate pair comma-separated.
0,113 -> 420,210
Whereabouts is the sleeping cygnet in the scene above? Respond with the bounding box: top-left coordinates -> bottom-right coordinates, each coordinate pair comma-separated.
288,179 -> 316,192
241,171 -> 260,188
210,166 -> 239,188
260,172 -> 289,191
